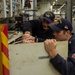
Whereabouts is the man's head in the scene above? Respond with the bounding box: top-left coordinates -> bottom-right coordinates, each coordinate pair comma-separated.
50,18 -> 73,41
42,11 -> 55,30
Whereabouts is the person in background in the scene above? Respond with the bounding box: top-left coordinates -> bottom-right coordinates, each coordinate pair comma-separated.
44,18 -> 75,75
22,11 -> 55,43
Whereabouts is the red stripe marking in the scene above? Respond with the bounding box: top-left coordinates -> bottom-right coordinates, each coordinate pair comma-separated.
2,24 -> 8,37
1,24 -> 9,75
2,64 -> 9,75
1,42 -> 9,58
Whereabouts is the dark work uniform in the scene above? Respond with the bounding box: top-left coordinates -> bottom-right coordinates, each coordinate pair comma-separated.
23,19 -> 54,42
50,34 -> 75,75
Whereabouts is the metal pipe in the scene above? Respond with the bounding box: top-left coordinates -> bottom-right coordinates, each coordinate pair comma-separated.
33,0 -> 37,19
65,0 -> 72,22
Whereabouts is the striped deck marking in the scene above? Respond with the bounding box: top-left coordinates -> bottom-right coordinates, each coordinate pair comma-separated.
0,24 -> 9,75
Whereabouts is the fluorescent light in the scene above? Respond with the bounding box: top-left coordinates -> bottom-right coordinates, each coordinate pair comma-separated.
53,2 -> 55,5
73,6 -> 75,7
53,2 -> 55,4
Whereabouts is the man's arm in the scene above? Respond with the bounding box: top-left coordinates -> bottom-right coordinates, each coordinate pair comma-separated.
23,21 -> 32,34
23,19 -> 47,42
23,19 -> 40,34
50,37 -> 75,75
44,39 -> 75,75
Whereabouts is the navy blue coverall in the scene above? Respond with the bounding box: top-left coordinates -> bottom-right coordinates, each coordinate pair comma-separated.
23,19 -> 54,42
50,34 -> 75,75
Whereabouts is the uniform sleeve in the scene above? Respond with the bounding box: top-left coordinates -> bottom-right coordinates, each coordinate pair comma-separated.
50,54 -> 68,75
50,38 -> 75,75
50,54 -> 75,75
38,38 -> 45,42
23,21 -> 32,33
23,20 -> 40,34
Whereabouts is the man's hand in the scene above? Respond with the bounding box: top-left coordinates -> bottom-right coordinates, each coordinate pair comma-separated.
44,39 -> 58,58
22,32 -> 35,43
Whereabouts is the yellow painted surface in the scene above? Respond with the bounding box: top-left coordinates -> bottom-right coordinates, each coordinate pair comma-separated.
0,24 -> 8,75
0,24 -> 3,30
2,52 -> 9,69
0,30 -> 2,75
1,32 -> 8,48
0,24 -> 3,44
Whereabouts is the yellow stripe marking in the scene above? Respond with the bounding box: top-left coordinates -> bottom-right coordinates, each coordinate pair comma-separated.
1,32 -> 8,48
2,52 -> 9,69
0,24 -> 4,30
0,25 -> 3,75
